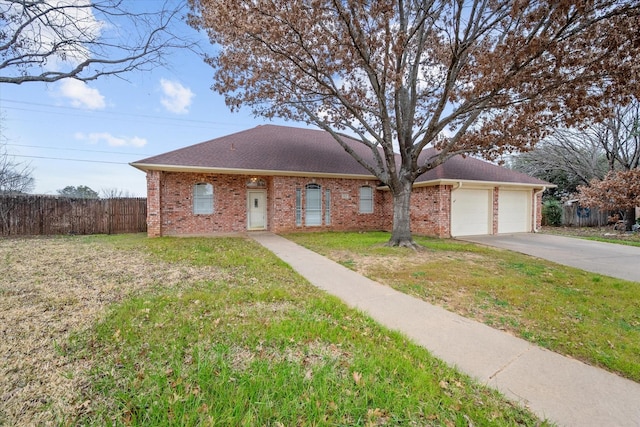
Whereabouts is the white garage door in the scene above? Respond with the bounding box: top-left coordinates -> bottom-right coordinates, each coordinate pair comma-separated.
498,190 -> 531,233
451,189 -> 491,236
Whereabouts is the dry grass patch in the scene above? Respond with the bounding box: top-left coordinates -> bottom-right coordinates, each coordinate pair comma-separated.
0,236 -> 223,426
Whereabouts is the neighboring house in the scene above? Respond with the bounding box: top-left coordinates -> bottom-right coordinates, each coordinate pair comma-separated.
131,124 -> 550,238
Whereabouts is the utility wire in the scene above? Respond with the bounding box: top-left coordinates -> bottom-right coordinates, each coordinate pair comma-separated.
11,154 -> 130,165
0,98 -> 245,128
4,142 -> 152,156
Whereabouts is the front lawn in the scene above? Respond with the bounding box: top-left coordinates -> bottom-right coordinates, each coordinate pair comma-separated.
0,235 -> 547,426
286,232 -> 640,383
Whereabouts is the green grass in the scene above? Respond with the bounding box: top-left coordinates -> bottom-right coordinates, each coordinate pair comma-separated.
66,234 -> 547,426
581,236 -> 640,247
287,232 -> 640,383
541,227 -> 640,247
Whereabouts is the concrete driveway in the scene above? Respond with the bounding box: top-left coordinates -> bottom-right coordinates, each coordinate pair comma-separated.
459,233 -> 640,283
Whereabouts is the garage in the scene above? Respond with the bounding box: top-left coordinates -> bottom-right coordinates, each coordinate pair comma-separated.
498,189 -> 531,233
451,188 -> 492,237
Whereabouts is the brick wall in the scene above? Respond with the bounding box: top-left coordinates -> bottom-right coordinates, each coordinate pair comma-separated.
156,172 -> 249,235
146,170 -> 162,237
410,185 -> 451,238
270,176 -> 391,233
534,190 -> 543,231
148,172 -> 393,236
145,171 -> 543,238
492,187 -> 499,235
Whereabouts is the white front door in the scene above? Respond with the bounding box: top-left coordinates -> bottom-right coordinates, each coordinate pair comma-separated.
247,190 -> 267,230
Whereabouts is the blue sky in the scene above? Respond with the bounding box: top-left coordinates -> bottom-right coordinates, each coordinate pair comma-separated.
0,3 -> 295,197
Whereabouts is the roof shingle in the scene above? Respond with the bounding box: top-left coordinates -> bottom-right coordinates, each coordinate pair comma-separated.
132,124 -> 549,186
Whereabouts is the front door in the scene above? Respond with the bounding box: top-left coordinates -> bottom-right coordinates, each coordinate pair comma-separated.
247,190 -> 267,230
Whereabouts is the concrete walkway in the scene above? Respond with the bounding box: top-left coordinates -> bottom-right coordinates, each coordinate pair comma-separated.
250,232 -> 640,427
460,233 -> 640,283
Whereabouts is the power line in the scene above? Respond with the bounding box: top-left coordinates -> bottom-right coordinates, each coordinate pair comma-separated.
12,154 -> 130,165
0,98 -> 244,128
4,142 -> 152,156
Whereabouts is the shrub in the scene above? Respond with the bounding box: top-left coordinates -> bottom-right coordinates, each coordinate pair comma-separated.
542,199 -> 563,226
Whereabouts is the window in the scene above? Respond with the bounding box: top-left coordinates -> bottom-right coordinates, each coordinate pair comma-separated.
193,183 -> 213,214
325,188 -> 331,225
359,186 -> 373,213
305,184 -> 322,226
295,188 -> 302,226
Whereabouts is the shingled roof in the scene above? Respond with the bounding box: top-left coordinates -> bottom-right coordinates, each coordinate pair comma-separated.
415,149 -> 549,186
131,124 -> 549,187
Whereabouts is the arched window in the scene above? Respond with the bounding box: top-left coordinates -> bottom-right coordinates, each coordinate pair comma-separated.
193,183 -> 214,214
359,186 -> 373,213
305,183 -> 322,226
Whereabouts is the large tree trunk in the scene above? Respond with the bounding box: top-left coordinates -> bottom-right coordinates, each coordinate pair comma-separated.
387,180 -> 418,248
625,207 -> 636,231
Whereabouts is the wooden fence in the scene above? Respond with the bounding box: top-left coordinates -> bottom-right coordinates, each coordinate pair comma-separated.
0,195 -> 147,236
562,203 -> 609,227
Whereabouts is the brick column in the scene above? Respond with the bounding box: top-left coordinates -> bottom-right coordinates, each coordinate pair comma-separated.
534,190 -> 543,231
492,187 -> 499,235
146,170 -> 162,237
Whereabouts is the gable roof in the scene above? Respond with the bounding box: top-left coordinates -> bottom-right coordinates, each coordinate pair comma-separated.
131,124 -> 549,187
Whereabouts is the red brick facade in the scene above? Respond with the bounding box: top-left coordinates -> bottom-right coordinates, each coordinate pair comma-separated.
410,185 -> 451,238
492,187 -> 500,235
146,171 -> 542,238
147,172 -> 398,237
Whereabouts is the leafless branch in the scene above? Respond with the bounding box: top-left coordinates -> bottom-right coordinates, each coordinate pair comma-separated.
0,0 -> 198,84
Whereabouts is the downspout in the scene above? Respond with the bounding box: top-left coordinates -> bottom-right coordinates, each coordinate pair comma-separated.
452,181 -> 463,191
533,187 -> 546,232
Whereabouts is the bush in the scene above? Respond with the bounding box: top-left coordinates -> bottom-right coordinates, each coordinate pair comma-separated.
542,199 -> 563,226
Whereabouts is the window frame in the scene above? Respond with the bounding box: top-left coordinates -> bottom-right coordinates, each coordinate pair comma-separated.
324,188 -> 331,225
305,183 -> 322,226
359,185 -> 374,214
193,182 -> 214,215
295,188 -> 302,226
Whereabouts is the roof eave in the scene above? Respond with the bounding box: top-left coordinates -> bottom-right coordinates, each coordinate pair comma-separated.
416,179 -> 555,189
377,179 -> 555,191
129,162 -> 377,180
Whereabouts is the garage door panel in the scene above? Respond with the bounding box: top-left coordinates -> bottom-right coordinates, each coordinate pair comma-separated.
498,190 -> 530,233
451,189 -> 491,236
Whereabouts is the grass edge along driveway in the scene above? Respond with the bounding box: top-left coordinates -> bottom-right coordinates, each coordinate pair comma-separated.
286,231 -> 640,384
1,234 -> 550,426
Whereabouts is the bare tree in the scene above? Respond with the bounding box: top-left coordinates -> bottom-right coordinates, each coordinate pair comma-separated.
0,144 -> 33,194
0,113 -> 34,193
189,0 -> 640,246
600,100 -> 640,171
512,99 -> 640,198
101,187 -> 134,198
0,138 -> 34,233
1,0 -> 195,84
510,128 -> 609,198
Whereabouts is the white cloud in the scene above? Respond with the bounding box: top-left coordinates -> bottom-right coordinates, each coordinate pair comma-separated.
75,132 -> 147,148
59,79 -> 106,110
159,79 -> 195,114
